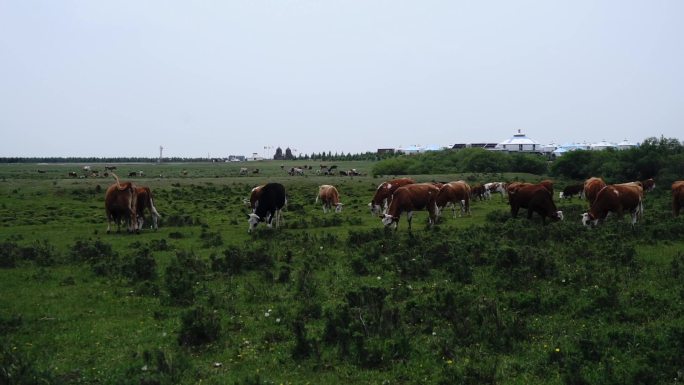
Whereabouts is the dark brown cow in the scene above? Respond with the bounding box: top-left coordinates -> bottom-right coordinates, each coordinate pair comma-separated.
316,184 -> 343,213
369,178 -> 415,215
435,181 -> 471,218
560,184 -> 584,200
509,184 -> 563,223
582,184 -> 643,226
672,181 -> 684,217
135,186 -> 161,230
641,178 -> 656,192
471,184 -> 488,201
380,183 -> 440,230
104,173 -> 138,233
583,177 -> 607,205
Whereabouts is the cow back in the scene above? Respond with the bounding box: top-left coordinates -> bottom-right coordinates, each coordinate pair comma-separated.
371,178 -> 415,206
254,183 -> 286,219
584,177 -> 607,204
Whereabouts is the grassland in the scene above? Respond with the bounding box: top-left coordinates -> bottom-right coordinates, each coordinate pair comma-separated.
1,161 -> 683,385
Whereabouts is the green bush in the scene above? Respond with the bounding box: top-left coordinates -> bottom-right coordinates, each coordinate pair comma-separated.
177,306 -> 221,347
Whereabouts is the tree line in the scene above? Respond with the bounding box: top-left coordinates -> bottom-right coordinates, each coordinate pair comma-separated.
372,136 -> 684,184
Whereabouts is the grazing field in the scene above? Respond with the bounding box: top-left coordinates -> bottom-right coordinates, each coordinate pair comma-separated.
1,161 -> 683,385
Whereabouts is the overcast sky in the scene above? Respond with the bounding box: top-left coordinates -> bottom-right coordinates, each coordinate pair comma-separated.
1,1 -> 682,158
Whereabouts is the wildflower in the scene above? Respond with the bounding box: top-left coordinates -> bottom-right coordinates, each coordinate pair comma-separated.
555,348 -> 560,352
446,360 -> 453,365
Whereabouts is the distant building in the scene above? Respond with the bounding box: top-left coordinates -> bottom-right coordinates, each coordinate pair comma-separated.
590,140 -> 617,151
246,152 -> 265,161
617,139 -> 637,150
376,148 -> 395,155
228,155 -> 245,162
495,129 -> 541,152
451,143 -> 497,150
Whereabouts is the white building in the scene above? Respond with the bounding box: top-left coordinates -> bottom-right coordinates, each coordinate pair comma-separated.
590,140 -> 617,151
617,139 -> 637,150
496,130 -> 541,152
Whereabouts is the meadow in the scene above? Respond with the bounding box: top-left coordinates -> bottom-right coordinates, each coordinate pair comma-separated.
1,160 -> 683,385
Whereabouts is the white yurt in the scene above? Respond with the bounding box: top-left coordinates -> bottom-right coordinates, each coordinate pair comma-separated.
590,140 -> 617,151
617,139 -> 637,150
496,129 -> 541,152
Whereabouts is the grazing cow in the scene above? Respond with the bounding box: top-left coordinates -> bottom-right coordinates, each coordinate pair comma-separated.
435,181 -> 471,218
509,184 -> 563,223
581,184 -> 643,226
672,181 -> 684,217
369,178 -> 416,215
68,171 -> 78,177
244,184 -> 265,212
381,183 -> 440,230
315,185 -> 343,213
252,168 -> 260,174
560,184 -> 584,200
247,183 -> 287,232
104,173 -> 138,233
583,177 -> 607,205
128,171 -> 138,177
641,178 -> 656,192
348,169 -> 361,176
105,166 -> 117,171
135,186 -> 161,230
339,170 -> 348,176
288,167 -> 304,176
485,182 -> 507,201
471,184 -> 489,201
239,167 -> 248,175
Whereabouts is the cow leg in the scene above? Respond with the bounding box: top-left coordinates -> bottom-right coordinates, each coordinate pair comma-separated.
407,211 -> 413,230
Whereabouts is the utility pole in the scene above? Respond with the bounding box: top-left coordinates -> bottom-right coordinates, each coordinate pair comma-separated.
159,146 -> 163,163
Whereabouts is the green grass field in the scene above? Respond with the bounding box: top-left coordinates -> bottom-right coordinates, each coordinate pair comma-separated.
1,161 -> 683,385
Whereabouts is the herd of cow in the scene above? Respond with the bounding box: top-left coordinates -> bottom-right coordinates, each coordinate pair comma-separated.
102,171 -> 684,234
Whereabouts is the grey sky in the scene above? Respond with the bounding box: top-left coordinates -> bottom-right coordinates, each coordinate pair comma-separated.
1,1 -> 682,158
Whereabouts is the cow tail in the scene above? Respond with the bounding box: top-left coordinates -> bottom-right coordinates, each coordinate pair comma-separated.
315,194 -> 319,205
111,172 -> 121,188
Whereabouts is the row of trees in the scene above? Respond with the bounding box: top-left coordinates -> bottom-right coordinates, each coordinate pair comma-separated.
371,136 -> 684,184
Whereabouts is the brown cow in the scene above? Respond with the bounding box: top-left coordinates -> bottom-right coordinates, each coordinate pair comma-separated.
380,183 -> 440,230
641,178 -> 656,192
672,181 -> 684,217
583,177 -> 607,205
369,178 -> 415,215
509,184 -> 563,223
471,184 -> 488,201
104,173 -> 138,233
316,185 -> 343,213
135,186 -> 161,230
582,184 -> 643,226
435,181 -> 471,218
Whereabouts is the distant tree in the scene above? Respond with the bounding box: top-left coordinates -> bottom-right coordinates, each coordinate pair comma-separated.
273,147 -> 284,160
285,148 -> 295,160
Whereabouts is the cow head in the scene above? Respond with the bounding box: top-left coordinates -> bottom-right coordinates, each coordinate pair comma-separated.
369,202 -> 381,215
556,211 -> 564,221
381,214 -> 397,227
335,203 -> 344,213
247,213 -> 261,232
581,212 -> 597,227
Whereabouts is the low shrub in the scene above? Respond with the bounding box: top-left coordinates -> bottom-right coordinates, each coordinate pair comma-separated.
177,306 -> 221,347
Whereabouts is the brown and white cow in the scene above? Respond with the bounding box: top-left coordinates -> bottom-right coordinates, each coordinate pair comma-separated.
435,181 -> 471,218
581,184 -> 643,226
672,181 -> 684,217
560,184 -> 584,200
244,184 -> 265,212
104,173 -> 138,233
369,178 -> 415,215
380,183 -> 439,230
583,177 -> 607,206
316,185 -> 343,213
135,186 -> 161,230
484,182 -> 507,201
509,184 -> 563,223
641,178 -> 656,192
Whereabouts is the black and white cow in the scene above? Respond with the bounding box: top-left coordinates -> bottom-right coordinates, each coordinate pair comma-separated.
247,183 -> 287,232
